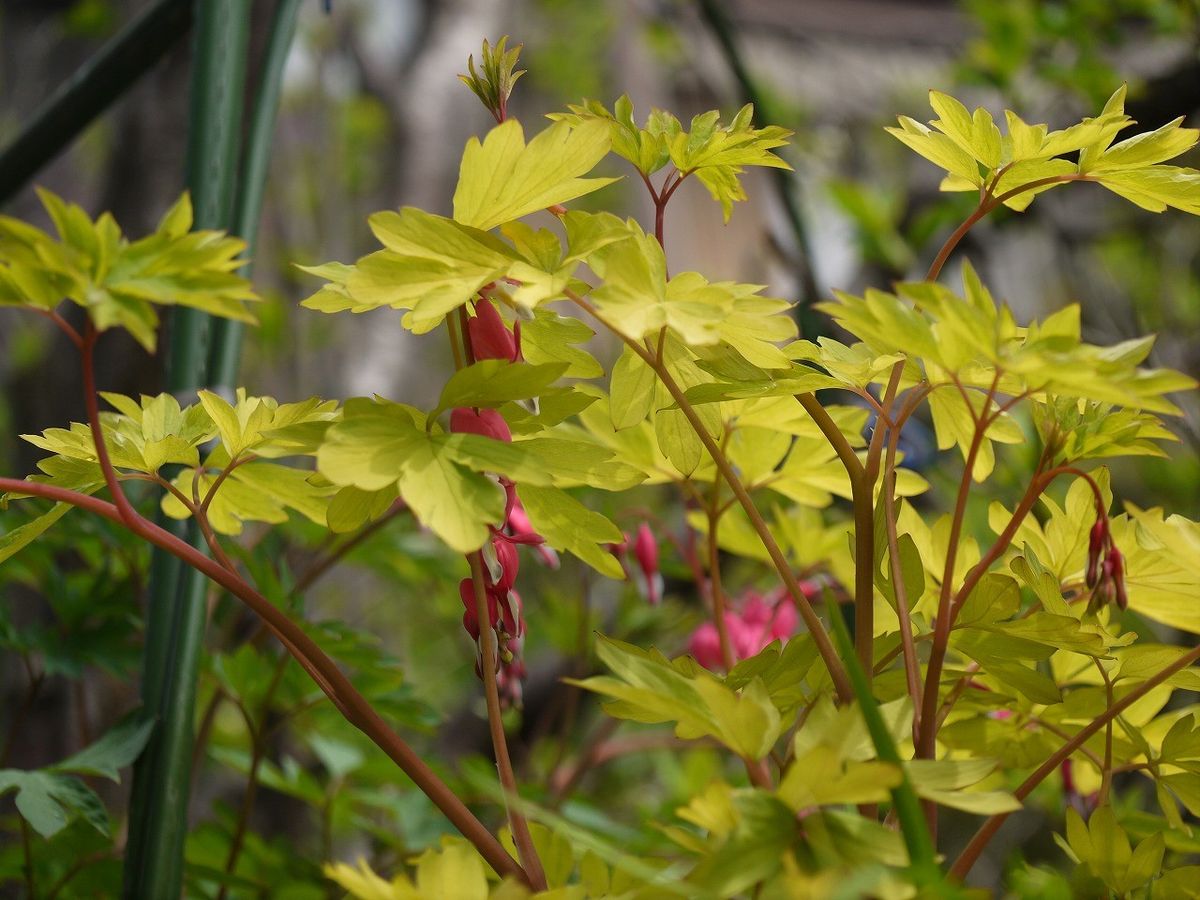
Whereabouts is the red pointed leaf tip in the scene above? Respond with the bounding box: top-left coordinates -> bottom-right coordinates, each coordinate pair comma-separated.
468,300 -> 518,362
450,406 -> 512,442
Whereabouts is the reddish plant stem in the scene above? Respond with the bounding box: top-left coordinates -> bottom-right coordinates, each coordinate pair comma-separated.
569,290 -> 853,703
36,307 -> 84,349
914,376 -> 997,838
706,505 -> 736,673
795,393 -> 864,482
882,409 -> 923,737
705,494 -> 773,789
80,326 -> 138,527
215,660 -> 287,900
452,287 -> 546,887
200,453 -> 255,515
950,641 -> 1200,881
468,553 -> 548,891
1094,657 -> 1115,807
0,476 -> 526,884
292,501 -> 407,595
926,174 -> 1093,281
846,363 -> 905,680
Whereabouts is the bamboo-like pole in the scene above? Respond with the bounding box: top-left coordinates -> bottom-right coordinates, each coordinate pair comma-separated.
123,3 -> 252,896
207,0 -> 304,391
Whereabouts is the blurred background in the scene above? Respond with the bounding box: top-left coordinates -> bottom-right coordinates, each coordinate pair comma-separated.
1,0 -> 1198,894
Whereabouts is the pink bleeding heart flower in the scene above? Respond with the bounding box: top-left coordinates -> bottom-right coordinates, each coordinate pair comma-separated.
1107,547 -> 1128,611
633,523 -> 662,605
491,537 -> 520,594
507,498 -> 559,569
450,406 -> 511,442
769,599 -> 798,640
688,589 -> 802,671
460,577 -> 498,640
468,300 -> 519,362
688,622 -> 724,670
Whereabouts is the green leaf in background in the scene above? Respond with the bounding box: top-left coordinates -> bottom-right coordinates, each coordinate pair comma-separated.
0,501 -> 73,565
0,190 -> 258,351
0,771 -> 107,837
0,711 -> 153,837
52,712 -> 156,781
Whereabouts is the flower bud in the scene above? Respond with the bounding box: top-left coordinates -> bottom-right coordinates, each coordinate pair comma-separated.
688,622 -> 724,671
450,407 -> 511,442
492,537 -> 520,594
633,523 -> 662,605
1085,519 -> 1106,588
1108,547 -> 1128,611
769,599 -> 799,641
467,300 -> 518,362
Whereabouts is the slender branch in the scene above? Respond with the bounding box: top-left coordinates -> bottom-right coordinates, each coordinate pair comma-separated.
216,656 -> 289,900
0,476 -> 526,884
292,501 -> 408,595
795,393 -> 865,483
20,817 -> 36,899
469,553 -> 548,891
1095,658 -> 1115,807
34,306 -> 85,349
917,375 -> 998,764
926,174 -> 1093,281
81,326 -> 138,527
637,170 -> 661,205
568,290 -> 853,703
1034,718 -> 1106,773
946,460 -> 1061,622
883,414 -> 922,736
847,363 -> 905,678
950,641 -> 1200,881
706,497 -> 773,789
153,473 -> 240,576
706,503 -> 736,672
200,453 -> 254,515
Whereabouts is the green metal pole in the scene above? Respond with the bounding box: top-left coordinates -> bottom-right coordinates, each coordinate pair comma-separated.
0,0 -> 193,208
123,2 -> 251,896
208,0 -> 305,392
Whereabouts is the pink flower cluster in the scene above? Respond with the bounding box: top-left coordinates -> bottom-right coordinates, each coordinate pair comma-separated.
688,586 -> 811,671
610,523 -> 663,604
1085,502 -> 1128,614
450,299 -> 551,707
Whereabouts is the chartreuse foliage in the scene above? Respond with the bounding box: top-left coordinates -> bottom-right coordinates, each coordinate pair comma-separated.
551,95 -> 793,220
889,85 -> 1200,213
5,37 -> 1200,900
0,190 -> 257,350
